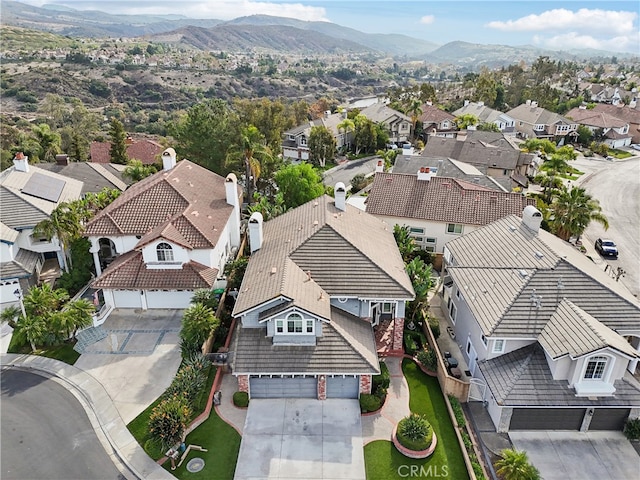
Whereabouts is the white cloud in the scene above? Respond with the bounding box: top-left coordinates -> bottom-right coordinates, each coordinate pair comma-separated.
533,31 -> 640,53
487,8 -> 637,36
419,15 -> 435,25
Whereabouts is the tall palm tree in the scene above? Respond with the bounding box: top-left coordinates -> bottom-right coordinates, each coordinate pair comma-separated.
226,125 -> 273,202
533,172 -> 563,204
337,117 -> 355,152
404,99 -> 423,139
14,315 -> 47,352
541,154 -> 570,176
23,284 -> 69,319
549,186 -> 609,241
66,299 -> 95,340
0,306 -> 21,328
33,202 -> 83,271
495,448 -> 540,480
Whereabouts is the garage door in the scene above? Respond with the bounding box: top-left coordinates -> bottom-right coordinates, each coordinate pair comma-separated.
327,376 -> 359,398
113,290 -> 142,309
590,408 -> 630,431
146,291 -> 192,309
250,376 -> 317,398
510,408 -> 586,430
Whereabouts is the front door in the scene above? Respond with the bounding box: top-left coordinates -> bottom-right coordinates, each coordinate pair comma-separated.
466,338 -> 477,376
371,304 -> 381,327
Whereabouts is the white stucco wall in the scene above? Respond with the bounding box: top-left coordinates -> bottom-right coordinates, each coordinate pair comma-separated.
0,242 -> 15,263
15,229 -> 60,254
141,240 -> 190,266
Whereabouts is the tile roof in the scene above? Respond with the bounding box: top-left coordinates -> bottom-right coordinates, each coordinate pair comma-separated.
591,104 -> 640,124
507,103 -> 575,127
92,250 -> 217,290
231,306 -> 379,375
418,104 -> 456,124
565,108 -> 628,129
478,343 -> 640,406
365,173 -> 533,226
36,161 -> 129,195
0,222 -> 19,244
85,160 -> 237,249
90,139 -> 164,165
360,103 -> 411,124
0,248 -> 40,280
233,195 -> 414,316
539,299 -> 640,359
453,102 -> 508,124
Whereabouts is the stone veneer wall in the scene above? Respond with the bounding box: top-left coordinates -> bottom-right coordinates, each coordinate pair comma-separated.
393,317 -> 405,351
317,375 -> 327,400
360,374 -> 372,395
237,374 -> 249,393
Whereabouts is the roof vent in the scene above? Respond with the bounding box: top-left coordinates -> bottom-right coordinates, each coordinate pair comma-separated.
270,267 -> 277,275
534,251 -> 544,259
518,269 -> 528,279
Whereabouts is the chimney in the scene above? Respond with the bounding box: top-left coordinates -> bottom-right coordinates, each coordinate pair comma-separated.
324,110 -> 331,119
248,212 -> 264,253
342,110 -> 348,119
12,152 -> 29,172
531,101 -> 538,108
478,101 -> 484,107
437,159 -> 444,173
402,144 -> 414,156
162,148 -> 177,171
125,136 -> 134,145
225,173 -> 241,248
522,205 -> 542,234
526,99 -> 531,106
55,154 -> 69,166
334,182 -> 346,211
464,100 -> 469,106
417,167 -> 435,181
375,160 -> 384,173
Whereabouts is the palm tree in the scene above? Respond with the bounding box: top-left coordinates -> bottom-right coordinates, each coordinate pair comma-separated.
404,99 -> 423,139
405,257 -> 433,322
549,186 -> 609,242
180,303 -> 219,357
33,202 -> 83,271
31,123 -> 62,162
495,448 -> 540,480
337,117 -> 355,152
23,284 -> 69,319
0,306 -> 21,328
533,172 -> 563,204
122,159 -> 156,182
541,154 -> 570,176
14,315 -> 47,352
226,125 -> 273,202
66,299 -> 95,340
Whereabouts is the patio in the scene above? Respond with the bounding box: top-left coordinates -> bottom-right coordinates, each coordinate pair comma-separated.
429,293 -> 471,382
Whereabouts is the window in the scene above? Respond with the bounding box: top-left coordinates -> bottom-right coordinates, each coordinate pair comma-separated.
382,302 -> 393,314
584,356 -> 607,380
455,288 -> 461,299
481,334 -> 488,347
446,224 -> 463,235
449,302 -> 457,323
409,227 -> 424,234
287,313 -> 303,333
413,237 -> 424,243
425,237 -> 437,245
306,320 -> 314,333
276,319 -> 284,333
425,246 -> 436,253
156,242 -> 174,262
492,339 -> 505,353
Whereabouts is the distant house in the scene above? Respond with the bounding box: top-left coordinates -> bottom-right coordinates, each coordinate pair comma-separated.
453,101 -> 516,135
84,149 -> 242,312
37,155 -> 129,195
565,106 -> 633,149
417,104 -> 457,140
360,103 -> 412,145
506,100 -> 579,144
230,187 -> 414,399
90,137 -> 164,165
281,111 -> 350,162
365,170 -> 533,262
1,153 -> 83,311
442,207 -> 640,432
587,104 -> 640,145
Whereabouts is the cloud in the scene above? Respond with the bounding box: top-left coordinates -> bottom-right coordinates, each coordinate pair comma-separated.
486,8 -> 637,36
533,31 -> 640,53
419,15 -> 435,25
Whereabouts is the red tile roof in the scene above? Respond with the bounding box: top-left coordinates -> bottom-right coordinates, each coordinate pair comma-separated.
366,173 -> 535,226
90,139 -> 164,165
92,250 -> 217,289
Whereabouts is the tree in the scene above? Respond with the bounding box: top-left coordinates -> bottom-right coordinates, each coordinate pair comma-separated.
533,172 -> 563,204
474,67 -> 498,107
337,117 -> 355,152
226,125 -> 274,202
353,114 -> 377,154
308,125 -> 336,167
39,93 -> 67,129
108,118 -> 128,164
180,303 -> 218,357
404,99 -> 423,139
14,315 -> 47,352
31,123 -> 61,162
405,257 -> 433,322
123,159 -> 157,182
0,306 -> 21,328
65,299 -> 95,339
393,225 -> 416,264
274,163 -> 325,209
376,149 -> 398,172
149,395 -> 192,451
456,114 -> 479,130
248,192 -> 288,221
495,448 -> 541,480
33,202 -> 83,271
23,284 -> 69,319
548,186 -> 609,242
576,125 -> 593,146
477,122 -> 500,132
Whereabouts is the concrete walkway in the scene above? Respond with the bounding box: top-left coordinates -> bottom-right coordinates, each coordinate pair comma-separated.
1,354 -> 174,480
361,356 -> 411,445
215,371 -> 248,434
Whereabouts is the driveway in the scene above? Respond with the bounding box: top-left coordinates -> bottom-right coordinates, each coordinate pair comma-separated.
509,431 -> 640,480
234,399 -> 365,480
322,156 -> 380,188
74,309 -> 182,423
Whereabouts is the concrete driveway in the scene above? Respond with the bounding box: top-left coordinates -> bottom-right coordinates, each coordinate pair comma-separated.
74,309 -> 182,423
234,399 -> 365,480
509,431 -> 640,480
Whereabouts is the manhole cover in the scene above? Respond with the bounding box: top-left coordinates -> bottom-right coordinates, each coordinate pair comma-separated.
186,457 -> 205,473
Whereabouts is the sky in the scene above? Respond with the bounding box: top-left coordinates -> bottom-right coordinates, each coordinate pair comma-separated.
18,0 -> 640,54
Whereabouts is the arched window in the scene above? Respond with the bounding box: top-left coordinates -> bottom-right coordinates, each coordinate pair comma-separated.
156,242 -> 174,262
584,356 -> 608,380
287,313 -> 303,333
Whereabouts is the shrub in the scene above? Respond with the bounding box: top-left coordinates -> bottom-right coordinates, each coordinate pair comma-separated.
165,353 -> 211,406
416,349 -> 437,372
148,395 -> 192,451
372,361 -> 390,393
404,333 -> 418,356
428,315 -> 440,339
233,391 -> 249,408
624,418 -> 640,440
495,449 -> 540,480
448,394 -> 466,427
359,393 -> 382,413
397,414 -> 433,451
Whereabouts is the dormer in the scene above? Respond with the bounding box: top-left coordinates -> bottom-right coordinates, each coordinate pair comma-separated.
141,240 -> 188,269
259,306 -> 325,346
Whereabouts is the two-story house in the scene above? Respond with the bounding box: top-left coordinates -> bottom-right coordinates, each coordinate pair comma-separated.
453,101 -> 516,135
84,149 -> 242,312
419,104 -> 457,140
281,111 -> 350,162
360,103 -> 412,145
565,106 -> 633,149
441,206 -> 640,432
588,104 -> 640,145
507,100 -> 579,144
229,186 -> 414,399
1,153 -> 83,311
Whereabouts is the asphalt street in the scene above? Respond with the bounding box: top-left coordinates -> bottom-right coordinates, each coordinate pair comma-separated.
1,369 -> 126,480
575,155 -> 640,299
322,155 -> 380,188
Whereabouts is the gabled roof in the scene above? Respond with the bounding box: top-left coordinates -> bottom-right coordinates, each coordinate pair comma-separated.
365,173 -> 533,226
0,248 -> 40,280
418,104 -> 456,124
360,103 -> 411,124
92,250 -> 217,290
565,107 -> 628,129
590,104 -> 640,124
233,195 -> 414,316
453,102 -> 513,125
90,138 -> 163,165
507,103 -> 575,126
85,160 -> 237,249
35,161 -> 129,195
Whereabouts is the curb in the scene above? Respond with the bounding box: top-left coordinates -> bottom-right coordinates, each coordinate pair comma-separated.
1,354 -> 174,480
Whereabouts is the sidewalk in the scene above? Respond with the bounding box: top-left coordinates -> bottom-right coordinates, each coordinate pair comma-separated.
361,356 -> 411,445
214,370 -> 247,434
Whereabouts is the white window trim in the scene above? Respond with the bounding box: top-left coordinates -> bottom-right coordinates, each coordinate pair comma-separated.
481,334 -> 488,348
275,312 -> 315,335
446,223 -> 463,235
156,242 -> 174,262
492,339 -> 505,353
381,302 -> 394,314
582,355 -> 611,381
449,302 -> 457,324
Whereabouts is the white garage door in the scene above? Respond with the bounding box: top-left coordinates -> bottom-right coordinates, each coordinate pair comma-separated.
146,290 -> 192,309
250,376 -> 317,398
113,290 -> 142,309
327,376 -> 359,398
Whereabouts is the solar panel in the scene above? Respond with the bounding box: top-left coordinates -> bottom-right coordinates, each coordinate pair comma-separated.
21,172 -> 66,203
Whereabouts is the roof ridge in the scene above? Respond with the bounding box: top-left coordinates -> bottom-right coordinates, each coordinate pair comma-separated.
489,268 -> 534,335
329,308 -> 378,371
500,344 -> 538,399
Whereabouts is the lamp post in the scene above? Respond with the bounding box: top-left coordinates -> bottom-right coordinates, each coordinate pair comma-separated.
13,288 -> 26,319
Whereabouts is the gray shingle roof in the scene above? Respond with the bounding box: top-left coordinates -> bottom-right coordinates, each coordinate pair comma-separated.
35,162 -> 129,195
478,343 -> 640,406
0,249 -> 40,280
232,306 -> 379,375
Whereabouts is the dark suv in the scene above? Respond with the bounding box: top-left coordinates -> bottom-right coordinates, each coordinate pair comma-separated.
595,238 -> 618,258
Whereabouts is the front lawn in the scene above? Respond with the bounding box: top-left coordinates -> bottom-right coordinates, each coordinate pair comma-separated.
7,336 -> 80,365
364,359 -> 469,480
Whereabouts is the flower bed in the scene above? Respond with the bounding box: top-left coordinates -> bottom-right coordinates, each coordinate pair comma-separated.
392,423 -> 437,459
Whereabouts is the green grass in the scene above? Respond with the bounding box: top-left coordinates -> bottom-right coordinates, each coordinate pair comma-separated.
364,359 -> 469,480
38,342 -> 81,364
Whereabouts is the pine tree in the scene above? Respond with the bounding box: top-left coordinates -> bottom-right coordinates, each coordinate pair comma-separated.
108,118 -> 128,164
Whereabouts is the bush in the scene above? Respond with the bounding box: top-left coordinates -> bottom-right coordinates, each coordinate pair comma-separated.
233,391 -> 249,408
416,349 -> 437,372
165,353 -> 211,405
404,333 -> 419,356
428,315 -> 440,339
359,393 -> 382,413
397,414 -> 433,451
624,418 -> 640,440
372,361 -> 390,393
148,395 -> 192,451
448,394 -> 466,427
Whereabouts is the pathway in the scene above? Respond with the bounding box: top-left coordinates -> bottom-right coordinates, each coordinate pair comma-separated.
215,370 -> 248,434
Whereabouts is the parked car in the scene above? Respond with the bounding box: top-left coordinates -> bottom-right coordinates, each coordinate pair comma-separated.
631,144 -> 640,151
595,238 -> 618,257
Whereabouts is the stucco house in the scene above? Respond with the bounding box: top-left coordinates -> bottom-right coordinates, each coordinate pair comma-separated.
360,103 -> 412,145
229,186 -> 414,399
441,207 -> 640,432
281,111 -> 350,162
1,153 -> 83,311
84,149 -> 242,312
506,100 -> 579,144
418,103 -> 457,140
565,106 -> 633,149
453,101 -> 516,135
588,104 -> 640,145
